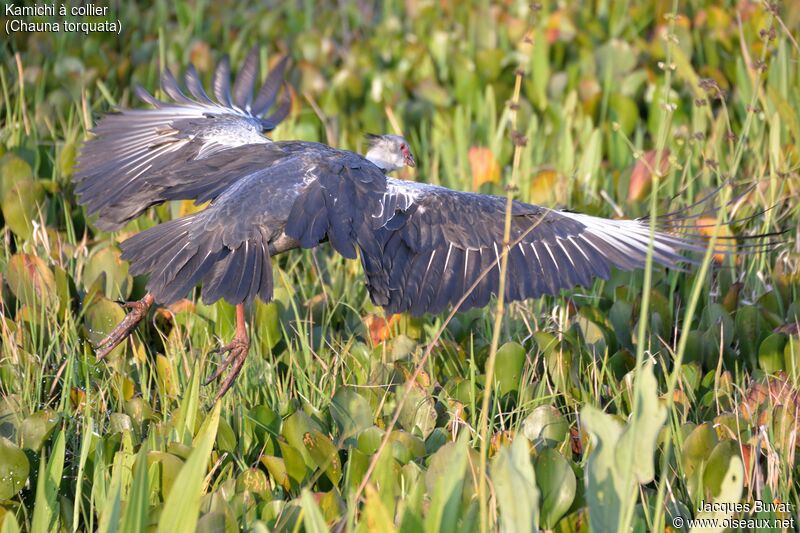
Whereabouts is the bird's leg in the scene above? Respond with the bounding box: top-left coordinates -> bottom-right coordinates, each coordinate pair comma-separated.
205,303 -> 250,400
95,293 -> 155,360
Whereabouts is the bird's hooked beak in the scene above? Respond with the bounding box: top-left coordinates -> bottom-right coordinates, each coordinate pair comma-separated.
401,144 -> 416,167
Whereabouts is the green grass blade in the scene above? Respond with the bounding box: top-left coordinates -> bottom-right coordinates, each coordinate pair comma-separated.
157,402 -> 221,533
300,489 -> 330,533
97,452 -> 123,533
31,429 -> 65,533
173,363 -> 201,444
120,445 -> 150,533
71,417 -> 94,533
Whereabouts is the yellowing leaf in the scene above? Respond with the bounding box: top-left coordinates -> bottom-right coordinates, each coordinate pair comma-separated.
156,355 -> 179,399
528,168 -> 565,206
628,149 -> 670,202
468,146 -> 500,190
188,41 -> 212,72
364,313 -> 400,345
694,217 -> 733,263
6,254 -> 58,311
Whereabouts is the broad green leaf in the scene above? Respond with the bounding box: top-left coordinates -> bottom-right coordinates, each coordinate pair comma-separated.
758,333 -> 787,374
318,489 -> 344,522
397,385 -> 437,439
344,449 -> 369,495
576,129 -> 602,189
425,435 -> 468,533
236,467 -> 268,493
491,435 -> 539,533
261,455 -> 291,491
735,305 -> 766,365
82,246 -> 132,300
689,455 -> 744,533
84,297 -> 128,361
216,417 -> 237,453
282,410 -> 321,469
248,404 -> 280,445
494,342 -> 526,396
610,93 -> 640,136
582,361 -> 667,531
682,423 -> 718,502
157,402 -> 221,533
616,362 -> 668,485
195,512 -> 228,533
331,388 -> 373,443
388,431 -> 425,460
520,406 -> 568,450
595,39 -> 637,78
278,437 -> 311,488
146,451 -> 184,500
254,300 -> 282,352
357,427 -> 384,455
5,255 -> 58,311
580,407 -> 624,531
2,178 -> 45,240
535,449 -> 575,529
702,440 -> 739,500
0,437 -> 29,499
0,153 -> 33,198
0,513 -> 20,533
304,430 -> 343,485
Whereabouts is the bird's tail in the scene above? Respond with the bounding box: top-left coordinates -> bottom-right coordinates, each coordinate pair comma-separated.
120,213 -> 273,305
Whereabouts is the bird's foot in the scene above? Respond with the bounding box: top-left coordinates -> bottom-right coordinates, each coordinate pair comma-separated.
204,331 -> 250,400
95,295 -> 154,360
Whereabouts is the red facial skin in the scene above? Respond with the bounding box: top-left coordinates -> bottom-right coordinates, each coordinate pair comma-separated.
400,144 -> 416,167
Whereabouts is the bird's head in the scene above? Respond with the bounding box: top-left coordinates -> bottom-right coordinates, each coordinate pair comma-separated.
364,134 -> 416,173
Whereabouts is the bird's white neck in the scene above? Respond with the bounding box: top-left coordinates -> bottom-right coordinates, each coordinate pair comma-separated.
365,146 -> 402,173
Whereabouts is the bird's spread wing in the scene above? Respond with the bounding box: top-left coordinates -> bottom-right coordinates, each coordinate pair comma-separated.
75,47 -> 291,230
120,149 -> 387,306
362,178 -> 731,315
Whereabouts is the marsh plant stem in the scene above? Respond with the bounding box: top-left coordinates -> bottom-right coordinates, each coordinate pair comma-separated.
477,51 -> 526,533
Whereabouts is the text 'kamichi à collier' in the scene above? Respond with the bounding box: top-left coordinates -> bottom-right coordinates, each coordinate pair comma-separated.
5,3 -> 109,17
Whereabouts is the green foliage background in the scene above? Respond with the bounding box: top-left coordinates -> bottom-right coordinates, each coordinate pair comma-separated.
1,0 -> 799,531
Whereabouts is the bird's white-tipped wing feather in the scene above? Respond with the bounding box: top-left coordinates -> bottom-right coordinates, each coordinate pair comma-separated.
75,47 -> 291,230
363,178 -> 736,315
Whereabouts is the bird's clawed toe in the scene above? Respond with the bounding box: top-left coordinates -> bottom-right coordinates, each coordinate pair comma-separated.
95,295 -> 154,360
205,333 -> 250,400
